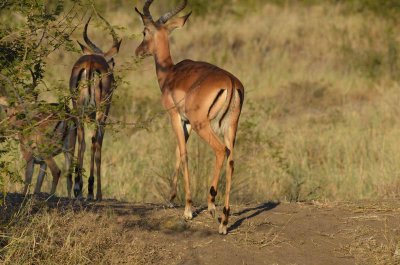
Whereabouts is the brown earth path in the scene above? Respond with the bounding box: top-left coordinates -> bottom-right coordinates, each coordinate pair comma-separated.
1,193 -> 400,265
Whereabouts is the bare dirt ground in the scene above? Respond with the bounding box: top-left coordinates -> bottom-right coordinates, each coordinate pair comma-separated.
1,193 -> 400,265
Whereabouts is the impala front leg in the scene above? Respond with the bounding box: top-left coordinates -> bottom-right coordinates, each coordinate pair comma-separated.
64,125 -> 76,199
169,145 -> 180,204
46,157 -> 61,195
94,124 -> 105,201
170,121 -> 191,204
23,159 -> 34,195
170,113 -> 192,219
88,129 -> 97,201
65,152 -> 74,199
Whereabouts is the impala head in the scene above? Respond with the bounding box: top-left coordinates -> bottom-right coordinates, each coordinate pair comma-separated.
78,15 -> 122,68
134,0 -> 191,57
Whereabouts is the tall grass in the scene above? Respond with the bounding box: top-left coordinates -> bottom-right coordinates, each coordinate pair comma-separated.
6,1 -> 400,204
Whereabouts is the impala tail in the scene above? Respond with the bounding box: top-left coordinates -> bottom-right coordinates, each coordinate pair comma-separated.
210,78 -> 244,136
70,62 -> 105,109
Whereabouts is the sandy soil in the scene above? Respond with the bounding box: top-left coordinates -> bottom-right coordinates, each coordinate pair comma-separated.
1,193 -> 400,265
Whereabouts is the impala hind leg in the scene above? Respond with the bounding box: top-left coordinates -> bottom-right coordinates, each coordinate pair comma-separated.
94,124 -> 105,201
74,123 -> 85,199
88,126 -> 104,201
88,129 -> 97,201
196,123 -> 226,220
34,162 -> 47,194
219,124 -> 238,235
219,94 -> 241,234
170,121 -> 191,204
93,107 -> 108,202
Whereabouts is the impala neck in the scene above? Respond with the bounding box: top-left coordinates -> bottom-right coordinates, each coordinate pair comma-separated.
153,36 -> 174,90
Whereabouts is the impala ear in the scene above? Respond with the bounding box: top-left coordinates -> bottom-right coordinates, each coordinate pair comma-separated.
107,58 -> 115,69
77,41 -> 92,55
165,12 -> 191,33
104,39 -> 122,60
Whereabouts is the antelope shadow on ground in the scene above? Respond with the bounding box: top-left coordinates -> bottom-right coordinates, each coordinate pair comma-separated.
0,192 -> 155,224
228,201 -> 280,232
1,193 -> 279,232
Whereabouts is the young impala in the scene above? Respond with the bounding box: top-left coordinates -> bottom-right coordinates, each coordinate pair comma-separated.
0,98 -> 77,197
134,0 -> 244,234
69,15 -> 121,200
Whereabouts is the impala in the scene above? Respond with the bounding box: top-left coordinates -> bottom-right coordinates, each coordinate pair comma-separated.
134,0 -> 244,234
0,98 -> 77,197
69,15 -> 121,200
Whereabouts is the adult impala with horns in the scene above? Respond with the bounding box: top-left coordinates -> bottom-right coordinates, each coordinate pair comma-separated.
135,0 -> 244,234
69,14 -> 121,200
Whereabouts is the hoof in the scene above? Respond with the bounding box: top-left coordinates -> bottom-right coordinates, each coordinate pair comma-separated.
208,203 -> 216,218
73,189 -> 81,198
184,207 -> 193,220
96,195 -> 102,201
219,223 -> 227,235
209,209 -> 216,218
86,194 -> 94,201
75,194 -> 83,201
169,192 -> 176,202
166,201 -> 176,208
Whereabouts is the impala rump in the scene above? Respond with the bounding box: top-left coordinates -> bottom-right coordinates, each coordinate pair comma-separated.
70,55 -> 113,110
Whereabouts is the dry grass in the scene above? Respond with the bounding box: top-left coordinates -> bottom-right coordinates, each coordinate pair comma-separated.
1,195 -> 399,264
5,1 -> 400,205
340,224 -> 399,265
0,197 -> 177,264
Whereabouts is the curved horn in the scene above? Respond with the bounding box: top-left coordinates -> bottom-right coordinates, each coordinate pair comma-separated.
157,0 -> 188,25
98,13 -> 120,47
83,16 -> 103,54
143,0 -> 154,21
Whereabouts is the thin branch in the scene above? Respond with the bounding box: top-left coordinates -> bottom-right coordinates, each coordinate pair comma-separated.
33,26 -> 47,50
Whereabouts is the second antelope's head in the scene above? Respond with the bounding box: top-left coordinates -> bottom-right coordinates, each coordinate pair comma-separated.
134,0 -> 191,57
78,15 -> 122,69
